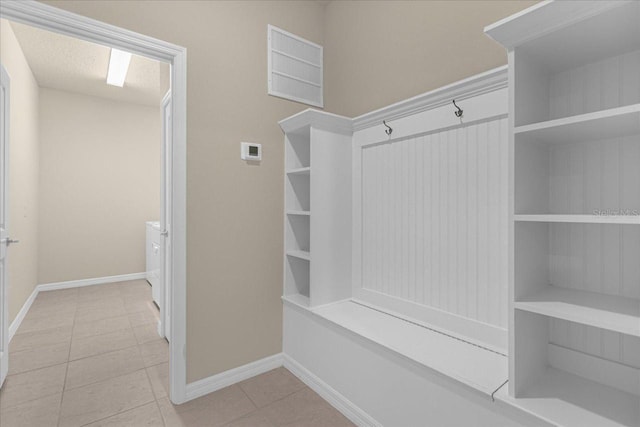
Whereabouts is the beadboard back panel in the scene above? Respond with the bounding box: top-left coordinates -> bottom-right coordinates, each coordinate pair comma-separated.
359,118 -> 509,329
352,84 -> 509,351
549,50 -> 640,121
550,318 -> 640,371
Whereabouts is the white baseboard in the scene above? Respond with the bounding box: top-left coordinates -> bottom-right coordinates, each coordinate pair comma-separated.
8,286 -> 38,342
8,272 -> 147,342
37,272 -> 146,292
185,353 -> 284,402
283,354 -> 381,427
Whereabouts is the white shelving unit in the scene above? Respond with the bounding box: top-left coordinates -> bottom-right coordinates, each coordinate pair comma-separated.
281,109 -> 352,308
487,1 -> 640,425
514,214 -> 640,225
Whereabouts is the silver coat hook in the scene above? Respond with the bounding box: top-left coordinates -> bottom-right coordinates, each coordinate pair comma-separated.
383,120 -> 393,136
452,99 -> 463,118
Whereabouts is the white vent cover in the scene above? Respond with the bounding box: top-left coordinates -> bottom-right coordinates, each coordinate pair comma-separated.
268,25 -> 323,108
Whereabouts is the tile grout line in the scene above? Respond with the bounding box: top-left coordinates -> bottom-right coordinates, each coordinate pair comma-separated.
68,341 -> 139,364
143,363 -> 168,427
58,290 -> 80,427
62,352 -> 148,392
76,399 -> 158,427
233,370 -> 310,414
5,353 -> 70,377
6,323 -> 157,377
230,382 -> 264,426
236,381 -> 260,409
5,282 -> 161,426
0,387 -> 64,412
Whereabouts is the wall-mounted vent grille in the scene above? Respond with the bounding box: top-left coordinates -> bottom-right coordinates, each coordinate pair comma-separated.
268,25 -> 323,108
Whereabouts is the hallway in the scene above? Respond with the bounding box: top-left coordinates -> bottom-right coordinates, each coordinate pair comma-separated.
0,280 -> 354,426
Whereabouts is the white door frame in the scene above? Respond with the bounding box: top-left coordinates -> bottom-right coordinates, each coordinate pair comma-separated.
0,63 -> 10,388
160,91 -> 172,342
0,0 -> 189,403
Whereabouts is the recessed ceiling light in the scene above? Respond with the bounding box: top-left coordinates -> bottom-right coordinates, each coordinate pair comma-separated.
106,48 -> 132,87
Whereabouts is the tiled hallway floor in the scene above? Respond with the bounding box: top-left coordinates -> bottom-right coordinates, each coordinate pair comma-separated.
0,280 -> 354,427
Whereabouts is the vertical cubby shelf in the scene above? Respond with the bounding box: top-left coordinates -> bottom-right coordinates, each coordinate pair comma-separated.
280,110 -> 352,308
284,125 -> 311,305
487,2 -> 640,425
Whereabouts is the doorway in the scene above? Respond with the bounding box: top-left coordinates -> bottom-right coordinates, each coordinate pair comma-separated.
0,1 -> 187,404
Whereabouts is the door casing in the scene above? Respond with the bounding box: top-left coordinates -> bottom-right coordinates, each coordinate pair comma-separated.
0,63 -> 10,388
0,1 -> 188,403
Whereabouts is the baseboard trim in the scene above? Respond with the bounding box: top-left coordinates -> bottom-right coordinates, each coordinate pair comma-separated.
185,353 -> 284,402
283,354 -> 382,427
9,272 -> 147,342
8,286 -> 39,342
37,272 -> 147,292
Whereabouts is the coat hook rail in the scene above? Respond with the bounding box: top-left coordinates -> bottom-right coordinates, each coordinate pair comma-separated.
452,99 -> 463,118
383,120 -> 393,136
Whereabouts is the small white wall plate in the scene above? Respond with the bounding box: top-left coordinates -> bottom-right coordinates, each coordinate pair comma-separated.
241,142 -> 262,161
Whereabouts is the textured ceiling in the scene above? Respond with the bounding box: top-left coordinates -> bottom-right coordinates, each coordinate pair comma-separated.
9,20 -> 169,107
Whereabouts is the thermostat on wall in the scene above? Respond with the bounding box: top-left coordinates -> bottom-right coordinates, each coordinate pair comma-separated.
241,142 -> 262,161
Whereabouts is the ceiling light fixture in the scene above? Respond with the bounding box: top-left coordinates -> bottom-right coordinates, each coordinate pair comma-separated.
106,48 -> 132,87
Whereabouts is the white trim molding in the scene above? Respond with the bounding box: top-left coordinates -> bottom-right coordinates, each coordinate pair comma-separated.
484,0 -> 630,49
185,353 -> 284,402
9,272 -> 145,341
352,65 -> 508,131
37,272 -> 147,292
0,0 -> 188,404
284,354 -> 382,427
8,286 -> 38,342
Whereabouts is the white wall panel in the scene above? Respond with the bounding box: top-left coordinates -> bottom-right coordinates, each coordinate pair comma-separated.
359,117 -> 509,329
548,50 -> 640,120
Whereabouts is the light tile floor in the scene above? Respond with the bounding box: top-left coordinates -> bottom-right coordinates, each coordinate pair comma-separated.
0,280 -> 354,427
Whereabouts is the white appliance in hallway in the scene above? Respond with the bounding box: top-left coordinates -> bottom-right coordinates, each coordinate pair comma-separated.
146,221 -> 161,307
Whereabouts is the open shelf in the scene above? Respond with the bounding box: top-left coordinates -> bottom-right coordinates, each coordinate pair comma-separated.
286,167 -> 311,176
285,254 -> 310,300
516,286 -> 640,337
514,214 -> 640,225
488,2 -> 640,423
515,104 -> 640,144
286,250 -> 311,261
286,210 -> 310,216
513,367 -> 639,427
486,1 -> 640,74
282,293 -> 310,308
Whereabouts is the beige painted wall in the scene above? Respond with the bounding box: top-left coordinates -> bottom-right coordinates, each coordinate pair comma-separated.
0,19 -> 40,324
38,88 -> 160,284
43,0 -> 326,383
39,0 -> 536,384
324,0 -> 537,117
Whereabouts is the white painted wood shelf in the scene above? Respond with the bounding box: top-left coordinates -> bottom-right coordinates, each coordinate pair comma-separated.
286,210 -> 310,216
282,293 -> 310,308
485,1 -> 640,73
286,167 -> 311,176
286,250 -> 311,261
514,214 -> 640,225
516,286 -> 640,337
312,300 -> 508,396
515,104 -> 640,144
507,367 -> 640,427
281,109 -> 352,309
487,2 -> 640,425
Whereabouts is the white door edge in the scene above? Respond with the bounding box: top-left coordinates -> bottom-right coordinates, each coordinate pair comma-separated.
0,63 -> 10,388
